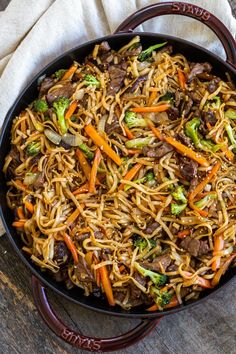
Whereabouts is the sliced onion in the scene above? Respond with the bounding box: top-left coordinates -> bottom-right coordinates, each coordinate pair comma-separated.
97,115 -> 107,133
62,133 -> 83,146
137,61 -> 150,71
37,74 -> 46,86
23,173 -> 38,185
73,88 -> 85,101
44,129 -> 62,145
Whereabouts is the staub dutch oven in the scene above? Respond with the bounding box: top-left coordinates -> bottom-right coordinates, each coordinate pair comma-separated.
0,2 -> 235,352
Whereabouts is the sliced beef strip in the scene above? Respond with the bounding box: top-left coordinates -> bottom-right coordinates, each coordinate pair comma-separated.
75,232 -> 91,243
208,78 -> 221,93
188,62 -> 212,82
167,106 -> 179,120
75,255 -> 94,283
145,222 -> 159,234
188,91 -> 202,103
107,63 -> 127,96
130,272 -> 147,300
99,41 -> 111,53
6,146 -> 21,180
199,111 -> 217,136
189,177 -> 199,193
105,115 -> 122,135
141,254 -> 171,273
180,236 -> 210,257
46,82 -> 74,105
167,264 -> 178,272
39,77 -> 55,97
126,74 -> 148,93
183,96 -> 193,116
33,172 -> 45,189
142,142 -> 174,159
174,91 -> 193,116
179,155 -> 198,181
175,90 -> 184,108
203,110 -> 217,126
53,241 -> 70,265
176,132 -> 191,146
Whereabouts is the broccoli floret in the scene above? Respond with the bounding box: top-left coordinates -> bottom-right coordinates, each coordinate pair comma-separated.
84,74 -> 100,88
150,286 -> 173,307
225,123 -> 236,146
171,203 -> 187,215
146,171 -> 155,181
133,236 -> 156,251
124,111 -> 147,128
53,97 -> 70,134
78,143 -> 94,161
195,194 -> 217,209
134,262 -> 167,287
124,176 -> 147,192
55,69 -> 66,80
160,92 -> 174,103
185,117 -> 201,148
211,96 -> 221,109
138,42 -> 167,62
26,141 -> 41,156
225,108 -> 236,120
125,137 -> 152,149
34,99 -> 48,113
205,96 -> 221,110
172,186 -> 187,204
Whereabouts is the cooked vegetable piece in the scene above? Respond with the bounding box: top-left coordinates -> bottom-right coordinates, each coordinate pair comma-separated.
150,286 -> 173,307
138,42 -> 167,61
134,262 -> 167,287
89,148 -> 102,193
100,265 -> 115,306
34,99 -> 48,113
165,136 -> 209,167
26,142 -> 41,156
119,163 -> 142,190
63,232 -> 79,264
124,111 -> 147,128
55,69 -> 66,80
171,203 -> 187,215
172,186 -> 187,204
53,97 -> 70,134
125,137 -> 152,149
133,236 -> 156,251
85,124 -> 122,166
130,104 -> 169,113
84,74 -> 100,88
78,144 -> 94,161
225,108 -> 236,119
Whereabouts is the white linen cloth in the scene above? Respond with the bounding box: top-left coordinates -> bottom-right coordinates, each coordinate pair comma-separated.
0,0 -> 235,235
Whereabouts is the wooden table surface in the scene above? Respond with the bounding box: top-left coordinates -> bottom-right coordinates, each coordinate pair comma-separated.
0,1 -> 236,353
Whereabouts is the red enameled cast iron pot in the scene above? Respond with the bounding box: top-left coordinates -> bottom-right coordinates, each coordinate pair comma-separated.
0,2 -> 236,352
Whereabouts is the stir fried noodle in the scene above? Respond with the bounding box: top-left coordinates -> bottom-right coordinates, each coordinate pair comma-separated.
4,37 -> 236,311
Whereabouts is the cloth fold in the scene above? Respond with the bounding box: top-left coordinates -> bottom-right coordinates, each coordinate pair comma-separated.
0,0 -> 235,235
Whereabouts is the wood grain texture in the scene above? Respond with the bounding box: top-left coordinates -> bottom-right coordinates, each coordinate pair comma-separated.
0,1 -> 236,353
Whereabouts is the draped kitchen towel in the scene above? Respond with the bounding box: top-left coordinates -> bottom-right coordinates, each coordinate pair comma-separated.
0,0 -> 235,235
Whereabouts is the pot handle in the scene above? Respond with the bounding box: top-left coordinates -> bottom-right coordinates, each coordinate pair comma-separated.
115,1 -> 236,67
31,276 -> 161,352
